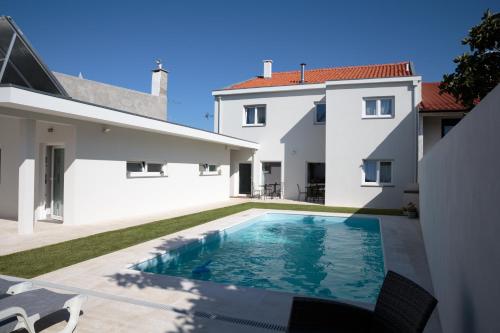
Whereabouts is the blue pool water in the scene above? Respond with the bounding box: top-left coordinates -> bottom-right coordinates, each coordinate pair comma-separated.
134,213 -> 385,303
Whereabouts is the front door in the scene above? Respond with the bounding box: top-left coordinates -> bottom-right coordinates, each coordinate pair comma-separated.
50,147 -> 64,219
239,163 -> 251,195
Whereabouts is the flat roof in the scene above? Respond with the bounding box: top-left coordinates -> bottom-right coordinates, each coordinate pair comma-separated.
0,85 -> 259,150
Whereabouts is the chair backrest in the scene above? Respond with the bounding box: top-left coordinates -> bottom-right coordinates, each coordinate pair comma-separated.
370,271 -> 437,333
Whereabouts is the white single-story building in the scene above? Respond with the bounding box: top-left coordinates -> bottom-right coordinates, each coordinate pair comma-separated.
0,16 -> 257,234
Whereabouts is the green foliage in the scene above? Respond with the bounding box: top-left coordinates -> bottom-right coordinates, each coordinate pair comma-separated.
0,202 -> 401,278
440,10 -> 500,108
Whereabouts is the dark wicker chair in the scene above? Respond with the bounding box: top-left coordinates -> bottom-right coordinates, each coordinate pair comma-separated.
287,270 -> 437,333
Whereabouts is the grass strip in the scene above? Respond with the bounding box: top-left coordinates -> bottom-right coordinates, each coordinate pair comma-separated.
0,202 -> 401,278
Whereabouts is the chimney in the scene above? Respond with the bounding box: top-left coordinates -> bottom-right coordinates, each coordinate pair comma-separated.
300,63 -> 306,83
151,59 -> 168,119
263,60 -> 273,79
151,59 -> 168,97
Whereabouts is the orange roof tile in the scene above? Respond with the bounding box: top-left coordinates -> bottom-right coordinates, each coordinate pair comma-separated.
225,62 -> 413,90
420,82 -> 468,112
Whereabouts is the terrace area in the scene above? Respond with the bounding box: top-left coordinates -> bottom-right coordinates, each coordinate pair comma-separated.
0,200 -> 440,332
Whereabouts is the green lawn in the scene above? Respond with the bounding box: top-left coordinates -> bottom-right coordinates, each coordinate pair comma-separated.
0,202 -> 401,278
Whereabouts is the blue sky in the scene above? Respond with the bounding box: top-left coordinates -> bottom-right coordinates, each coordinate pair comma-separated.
2,0 -> 498,130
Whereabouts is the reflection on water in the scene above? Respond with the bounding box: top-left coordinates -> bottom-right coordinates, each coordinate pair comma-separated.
135,213 -> 385,303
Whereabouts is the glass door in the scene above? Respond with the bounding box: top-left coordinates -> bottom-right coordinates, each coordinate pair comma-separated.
51,147 -> 64,219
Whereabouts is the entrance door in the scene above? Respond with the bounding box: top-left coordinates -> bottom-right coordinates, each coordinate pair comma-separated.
49,147 -> 64,219
239,163 -> 251,195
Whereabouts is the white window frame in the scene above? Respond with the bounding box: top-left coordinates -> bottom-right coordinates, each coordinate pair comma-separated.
362,97 -> 395,119
361,159 -> 393,186
243,105 -> 266,127
199,163 -> 222,176
314,102 -> 326,124
127,161 -> 167,178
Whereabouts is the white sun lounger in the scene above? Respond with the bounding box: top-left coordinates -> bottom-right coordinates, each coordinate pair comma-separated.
0,278 -> 32,297
0,287 -> 86,333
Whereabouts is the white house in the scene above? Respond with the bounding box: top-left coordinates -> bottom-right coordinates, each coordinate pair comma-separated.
0,15 -> 468,234
213,60 -> 466,209
0,16 -> 257,234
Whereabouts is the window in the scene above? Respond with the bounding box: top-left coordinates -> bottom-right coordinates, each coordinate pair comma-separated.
363,97 -> 394,118
315,103 -> 326,124
244,106 -> 266,126
127,161 -> 144,173
362,160 -> 393,186
441,118 -> 461,137
200,163 -> 221,176
147,163 -> 163,173
127,161 -> 167,177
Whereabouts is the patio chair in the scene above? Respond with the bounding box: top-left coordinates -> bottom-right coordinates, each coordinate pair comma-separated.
0,288 -> 87,333
0,278 -> 32,298
287,270 -> 437,333
251,188 -> 262,199
297,184 -> 307,201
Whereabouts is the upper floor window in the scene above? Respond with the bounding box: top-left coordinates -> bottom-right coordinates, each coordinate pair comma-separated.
362,159 -> 393,186
244,106 -> 266,126
315,103 -> 326,124
362,97 -> 394,118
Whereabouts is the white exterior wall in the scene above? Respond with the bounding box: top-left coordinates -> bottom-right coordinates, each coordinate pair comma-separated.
0,108 -> 232,227
217,89 -> 325,199
422,114 -> 464,157
419,85 -> 500,333
423,117 -> 442,155
0,116 -> 21,220
72,122 -> 230,225
325,80 -> 420,208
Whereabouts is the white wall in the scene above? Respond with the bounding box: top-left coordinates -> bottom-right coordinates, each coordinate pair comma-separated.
0,108 -> 232,226
0,115 -> 21,220
419,85 -> 500,333
217,89 -> 325,199
423,116 -> 442,155
72,121 -> 231,224
325,81 -> 419,208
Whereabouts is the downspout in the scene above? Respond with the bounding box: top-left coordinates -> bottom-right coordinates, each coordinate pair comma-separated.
413,80 -> 419,183
217,96 -> 222,134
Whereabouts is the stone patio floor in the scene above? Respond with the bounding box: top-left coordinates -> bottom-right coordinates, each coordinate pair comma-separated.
2,208 -> 442,332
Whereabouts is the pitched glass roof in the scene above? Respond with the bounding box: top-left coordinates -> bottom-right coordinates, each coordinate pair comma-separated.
0,16 -> 67,96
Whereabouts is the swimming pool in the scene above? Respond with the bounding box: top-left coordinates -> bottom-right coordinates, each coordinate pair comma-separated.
133,213 -> 385,303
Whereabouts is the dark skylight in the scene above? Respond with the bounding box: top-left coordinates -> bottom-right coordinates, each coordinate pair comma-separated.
0,16 -> 67,96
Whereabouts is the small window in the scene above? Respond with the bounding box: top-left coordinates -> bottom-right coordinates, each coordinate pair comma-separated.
127,161 -> 166,177
200,163 -> 221,176
127,161 -> 144,173
244,106 -> 266,126
441,118 -> 461,137
363,97 -> 394,118
315,103 -> 326,123
147,163 -> 163,173
362,160 -> 393,186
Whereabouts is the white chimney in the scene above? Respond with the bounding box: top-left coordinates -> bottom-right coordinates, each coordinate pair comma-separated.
151,59 -> 168,119
263,60 -> 273,79
151,60 -> 168,97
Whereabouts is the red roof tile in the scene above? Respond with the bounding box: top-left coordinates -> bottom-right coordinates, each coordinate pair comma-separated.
420,82 -> 468,112
225,62 -> 413,90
